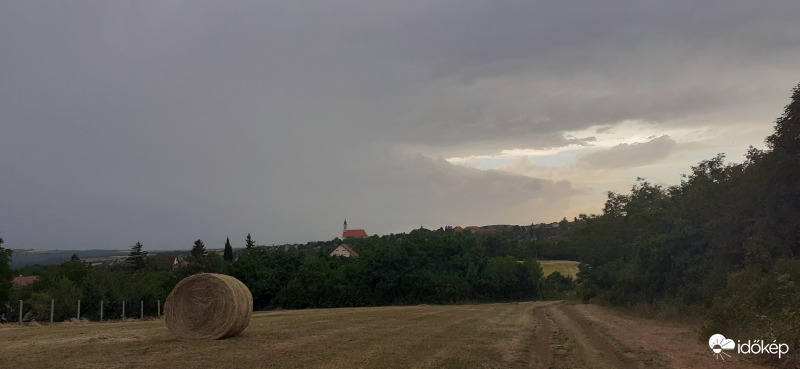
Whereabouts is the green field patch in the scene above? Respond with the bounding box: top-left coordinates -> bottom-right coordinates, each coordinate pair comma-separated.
539,260 -> 580,277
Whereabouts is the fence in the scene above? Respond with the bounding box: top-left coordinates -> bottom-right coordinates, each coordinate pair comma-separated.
4,298 -> 163,325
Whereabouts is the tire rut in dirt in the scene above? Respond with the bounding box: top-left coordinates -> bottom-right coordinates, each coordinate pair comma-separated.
528,305 -> 556,369
547,303 -> 643,369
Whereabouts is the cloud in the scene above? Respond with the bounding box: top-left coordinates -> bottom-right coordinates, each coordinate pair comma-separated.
495,156 -> 549,176
0,1 -> 798,249
576,136 -> 679,169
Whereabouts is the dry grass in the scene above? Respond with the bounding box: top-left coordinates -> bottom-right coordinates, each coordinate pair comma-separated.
0,302 -> 541,369
2,301 -> 769,368
539,260 -> 580,277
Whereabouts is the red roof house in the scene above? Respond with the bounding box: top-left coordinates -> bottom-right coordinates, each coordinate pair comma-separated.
12,275 -> 39,288
157,255 -> 177,265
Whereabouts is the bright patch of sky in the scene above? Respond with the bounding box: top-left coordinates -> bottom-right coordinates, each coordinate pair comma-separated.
447,120 -> 704,170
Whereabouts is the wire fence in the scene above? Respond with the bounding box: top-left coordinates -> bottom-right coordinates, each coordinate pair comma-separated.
2,298 -> 164,325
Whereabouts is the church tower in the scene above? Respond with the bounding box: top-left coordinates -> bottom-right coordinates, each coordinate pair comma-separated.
343,218 -> 348,238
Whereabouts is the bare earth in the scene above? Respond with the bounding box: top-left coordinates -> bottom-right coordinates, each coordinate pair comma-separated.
0,301 -> 773,369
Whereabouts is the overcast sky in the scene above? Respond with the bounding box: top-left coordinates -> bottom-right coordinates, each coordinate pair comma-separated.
2,1 -> 799,250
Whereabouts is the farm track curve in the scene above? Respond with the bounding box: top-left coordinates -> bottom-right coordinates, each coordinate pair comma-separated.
524,302 -> 773,369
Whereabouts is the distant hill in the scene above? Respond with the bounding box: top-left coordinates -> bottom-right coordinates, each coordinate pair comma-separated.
9,249 -> 196,269
9,249 -> 126,269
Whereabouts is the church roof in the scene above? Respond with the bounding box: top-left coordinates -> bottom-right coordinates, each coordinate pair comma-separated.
343,229 -> 368,238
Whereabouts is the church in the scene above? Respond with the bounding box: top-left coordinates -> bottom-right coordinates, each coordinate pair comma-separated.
341,218 -> 368,239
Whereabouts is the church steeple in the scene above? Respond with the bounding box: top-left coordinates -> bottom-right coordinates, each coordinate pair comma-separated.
343,218 -> 348,238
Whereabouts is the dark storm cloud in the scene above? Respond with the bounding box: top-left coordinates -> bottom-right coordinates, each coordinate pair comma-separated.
1,1 -> 798,249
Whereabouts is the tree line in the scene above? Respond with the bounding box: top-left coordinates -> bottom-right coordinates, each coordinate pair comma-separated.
567,83 -> 800,353
2,230 -> 574,321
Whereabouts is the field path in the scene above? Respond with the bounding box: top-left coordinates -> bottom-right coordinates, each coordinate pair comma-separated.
526,302 -> 772,369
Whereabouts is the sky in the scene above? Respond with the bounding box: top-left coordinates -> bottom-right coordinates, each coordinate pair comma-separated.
1,1 -> 799,250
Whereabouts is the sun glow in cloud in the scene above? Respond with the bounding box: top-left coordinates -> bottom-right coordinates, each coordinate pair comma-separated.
446,119 -> 725,175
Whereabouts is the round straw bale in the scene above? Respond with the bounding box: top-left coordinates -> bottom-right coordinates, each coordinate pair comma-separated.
164,273 -> 253,340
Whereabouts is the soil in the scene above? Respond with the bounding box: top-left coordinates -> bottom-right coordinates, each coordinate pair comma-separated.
526,302 -> 773,369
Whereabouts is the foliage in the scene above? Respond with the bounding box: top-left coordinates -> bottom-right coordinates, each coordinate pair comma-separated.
245,233 -> 255,249
10,258 -> 178,322
179,253 -> 226,278
223,237 -> 233,262
543,271 -> 575,299
127,242 -> 148,271
231,232 -> 548,309
570,82 -> 800,361
0,234 -> 12,307
191,239 -> 206,258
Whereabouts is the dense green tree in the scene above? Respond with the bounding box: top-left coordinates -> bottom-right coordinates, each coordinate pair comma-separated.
569,82 -> 800,354
230,249 -> 306,308
245,233 -> 255,250
191,239 -> 206,258
127,242 -> 148,271
70,253 -> 80,262
224,237 -> 233,262
766,82 -> 800,156
0,234 -> 12,307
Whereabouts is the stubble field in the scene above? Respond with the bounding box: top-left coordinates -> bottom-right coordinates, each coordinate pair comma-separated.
0,301 -> 772,369
538,260 -> 580,277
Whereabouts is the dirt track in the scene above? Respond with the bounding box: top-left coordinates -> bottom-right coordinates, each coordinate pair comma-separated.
526,301 -> 772,369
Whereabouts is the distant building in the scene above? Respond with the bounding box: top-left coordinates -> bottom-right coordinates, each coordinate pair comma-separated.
330,244 -> 359,258
12,275 -> 39,288
343,218 -> 368,238
156,255 -> 178,267
343,229 -> 368,238
453,226 -> 463,232
458,226 -> 499,235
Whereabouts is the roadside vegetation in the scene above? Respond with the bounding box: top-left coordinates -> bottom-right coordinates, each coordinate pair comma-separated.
569,83 -> 800,363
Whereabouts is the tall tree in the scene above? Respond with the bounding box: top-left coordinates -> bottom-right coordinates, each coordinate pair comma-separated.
245,233 -> 255,250
127,242 -> 148,271
0,233 -> 12,307
766,82 -> 800,156
224,237 -> 233,262
191,239 -> 206,258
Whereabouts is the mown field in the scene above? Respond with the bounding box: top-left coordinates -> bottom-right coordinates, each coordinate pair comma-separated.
0,301 -> 771,369
2,303 -> 536,369
539,260 -> 580,277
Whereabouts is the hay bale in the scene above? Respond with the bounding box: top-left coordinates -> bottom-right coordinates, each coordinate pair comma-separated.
164,273 -> 253,340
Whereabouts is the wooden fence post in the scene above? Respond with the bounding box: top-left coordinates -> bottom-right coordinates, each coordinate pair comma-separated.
19,300 -> 22,325
50,299 -> 54,325
157,300 -> 161,317
77,300 -> 80,320
122,300 -> 125,320
100,300 -> 103,321
140,300 -> 143,319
